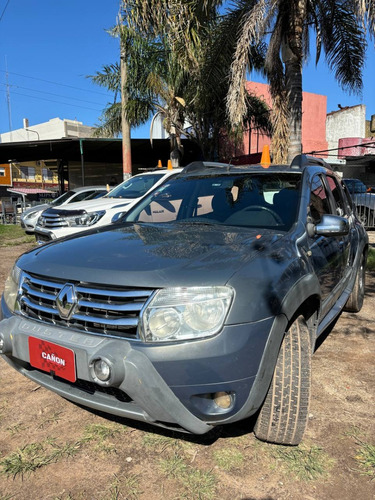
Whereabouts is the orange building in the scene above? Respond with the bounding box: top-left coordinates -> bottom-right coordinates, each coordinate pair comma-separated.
0,164 -> 12,187
242,81 -> 328,157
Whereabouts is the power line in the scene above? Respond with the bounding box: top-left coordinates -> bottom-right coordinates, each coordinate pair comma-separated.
0,0 -> 11,22
0,69 -> 111,96
0,82 -> 108,106
0,89 -> 103,111
304,140 -> 375,156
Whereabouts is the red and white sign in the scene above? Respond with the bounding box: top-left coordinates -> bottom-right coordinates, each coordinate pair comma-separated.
28,337 -> 76,383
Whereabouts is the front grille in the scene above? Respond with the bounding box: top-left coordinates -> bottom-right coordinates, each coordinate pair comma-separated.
38,212 -> 69,228
19,272 -> 154,339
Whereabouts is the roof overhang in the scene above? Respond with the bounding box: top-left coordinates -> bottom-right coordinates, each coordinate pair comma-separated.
0,138 -> 123,164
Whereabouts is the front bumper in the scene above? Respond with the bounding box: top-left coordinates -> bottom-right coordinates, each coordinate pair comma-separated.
0,300 -> 283,434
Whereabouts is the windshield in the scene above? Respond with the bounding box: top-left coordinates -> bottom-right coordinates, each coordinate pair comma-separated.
106,173 -> 164,199
125,172 -> 301,231
51,190 -> 75,206
84,190 -> 106,200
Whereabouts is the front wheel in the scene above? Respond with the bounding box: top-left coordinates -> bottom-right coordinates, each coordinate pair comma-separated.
254,316 -> 312,446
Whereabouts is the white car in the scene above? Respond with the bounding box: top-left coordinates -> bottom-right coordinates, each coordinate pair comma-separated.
34,169 -> 182,244
20,185 -> 107,234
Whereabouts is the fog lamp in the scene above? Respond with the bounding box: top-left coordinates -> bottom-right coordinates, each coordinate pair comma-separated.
213,391 -> 233,409
93,359 -> 111,382
0,337 -> 4,353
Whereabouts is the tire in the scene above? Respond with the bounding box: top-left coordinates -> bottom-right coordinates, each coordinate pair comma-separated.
344,253 -> 366,313
254,316 -> 311,446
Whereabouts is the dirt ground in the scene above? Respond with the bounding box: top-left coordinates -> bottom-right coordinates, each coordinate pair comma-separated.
0,241 -> 374,500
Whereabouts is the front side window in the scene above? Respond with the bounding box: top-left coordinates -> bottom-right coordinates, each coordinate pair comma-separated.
125,173 -> 301,231
309,175 -> 331,223
325,175 -> 347,216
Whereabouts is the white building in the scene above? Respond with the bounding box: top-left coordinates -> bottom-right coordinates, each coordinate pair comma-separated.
326,105 -> 366,159
0,118 -> 96,143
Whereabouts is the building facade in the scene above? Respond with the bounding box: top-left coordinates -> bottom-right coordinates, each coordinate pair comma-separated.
242,81 -> 328,158
0,118 -> 95,143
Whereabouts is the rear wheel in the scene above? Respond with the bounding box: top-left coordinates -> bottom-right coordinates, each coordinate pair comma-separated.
254,316 -> 311,446
344,253 -> 366,313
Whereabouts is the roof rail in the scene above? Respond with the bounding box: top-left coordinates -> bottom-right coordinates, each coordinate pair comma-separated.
290,154 -> 332,170
182,161 -> 231,174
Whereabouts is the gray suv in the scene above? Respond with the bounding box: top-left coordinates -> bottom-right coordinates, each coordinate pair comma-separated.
0,155 -> 368,445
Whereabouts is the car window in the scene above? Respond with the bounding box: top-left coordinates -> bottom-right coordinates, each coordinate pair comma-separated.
51,190 -> 75,206
106,173 -> 165,199
344,179 -> 367,193
84,190 -> 106,200
126,173 -> 301,230
325,176 -> 347,216
309,175 -> 332,223
342,182 -> 354,211
69,190 -> 97,203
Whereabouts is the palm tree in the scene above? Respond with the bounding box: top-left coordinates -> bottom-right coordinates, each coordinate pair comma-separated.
226,0 -> 375,162
122,0 -> 272,161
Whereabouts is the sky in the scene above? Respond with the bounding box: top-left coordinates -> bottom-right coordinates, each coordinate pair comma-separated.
1,0 -> 375,140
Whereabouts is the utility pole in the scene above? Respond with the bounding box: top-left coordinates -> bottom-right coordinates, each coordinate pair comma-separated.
120,24 -> 132,180
5,57 -> 13,139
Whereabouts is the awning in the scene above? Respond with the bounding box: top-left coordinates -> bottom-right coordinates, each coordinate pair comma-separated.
8,188 -> 55,195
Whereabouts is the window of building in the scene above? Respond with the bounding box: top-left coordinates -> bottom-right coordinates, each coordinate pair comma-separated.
19,166 -> 36,180
0,167 -> 5,177
42,168 -> 54,180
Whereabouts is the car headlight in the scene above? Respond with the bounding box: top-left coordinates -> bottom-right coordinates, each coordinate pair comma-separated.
141,286 -> 233,342
65,210 -> 106,227
3,265 -> 22,313
23,210 -> 40,220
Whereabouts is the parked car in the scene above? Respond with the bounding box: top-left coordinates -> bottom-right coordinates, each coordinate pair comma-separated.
20,186 -> 107,234
34,169 -> 182,244
0,155 -> 368,445
343,178 -> 375,228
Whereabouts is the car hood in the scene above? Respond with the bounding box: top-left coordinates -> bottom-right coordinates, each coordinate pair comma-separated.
22,204 -> 50,216
18,222 -> 286,289
45,196 -> 134,214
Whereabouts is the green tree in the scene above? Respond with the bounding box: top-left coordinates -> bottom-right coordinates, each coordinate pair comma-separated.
226,0 -> 375,162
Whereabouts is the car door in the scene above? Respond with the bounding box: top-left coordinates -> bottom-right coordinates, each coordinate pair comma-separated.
307,174 -> 345,317
324,174 -> 354,285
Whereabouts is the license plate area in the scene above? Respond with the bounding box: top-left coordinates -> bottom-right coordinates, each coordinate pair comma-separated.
28,337 -> 76,383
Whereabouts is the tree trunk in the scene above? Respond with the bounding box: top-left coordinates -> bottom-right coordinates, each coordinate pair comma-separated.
120,42 -> 132,180
283,45 -> 303,164
282,0 -> 306,164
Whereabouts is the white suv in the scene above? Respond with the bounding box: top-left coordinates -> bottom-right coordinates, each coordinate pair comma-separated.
34,169 -> 181,244
20,185 -> 107,234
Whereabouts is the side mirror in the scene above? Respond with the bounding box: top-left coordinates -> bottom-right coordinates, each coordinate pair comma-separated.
313,214 -> 349,237
111,212 -> 126,223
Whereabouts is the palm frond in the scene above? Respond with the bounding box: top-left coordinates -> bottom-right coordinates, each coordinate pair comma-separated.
227,0 -> 271,125
318,0 -> 366,92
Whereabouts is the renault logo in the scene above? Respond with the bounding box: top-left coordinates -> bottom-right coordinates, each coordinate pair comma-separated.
56,284 -> 78,320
